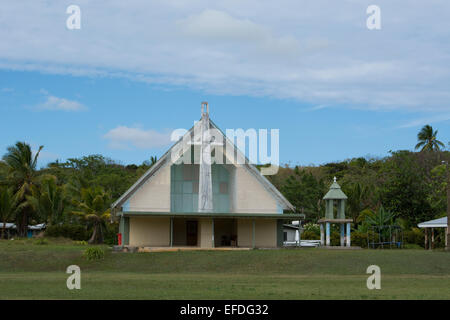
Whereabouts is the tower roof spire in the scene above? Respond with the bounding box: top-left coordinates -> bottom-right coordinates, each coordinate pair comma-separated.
323,177 -> 348,200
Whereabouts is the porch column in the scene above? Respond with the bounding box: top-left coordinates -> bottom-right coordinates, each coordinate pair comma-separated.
325,222 -> 330,246
170,217 -> 173,247
346,222 -> 351,247
320,223 -> 324,246
424,228 -> 428,250
212,218 -> 215,248
446,227 -> 448,250
252,219 -> 256,249
340,223 -> 345,247
119,215 -> 129,246
431,227 -> 435,250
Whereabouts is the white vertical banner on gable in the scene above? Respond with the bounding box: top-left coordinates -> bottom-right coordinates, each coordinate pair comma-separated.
198,104 -> 213,212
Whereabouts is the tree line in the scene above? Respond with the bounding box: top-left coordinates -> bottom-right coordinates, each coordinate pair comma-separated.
267,125 -> 449,246
0,125 -> 448,245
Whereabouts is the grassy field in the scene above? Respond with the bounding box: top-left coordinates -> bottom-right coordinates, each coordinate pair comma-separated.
0,238 -> 449,299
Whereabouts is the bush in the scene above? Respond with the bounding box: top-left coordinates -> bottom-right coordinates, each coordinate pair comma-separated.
103,222 -> 119,245
34,238 -> 49,245
45,224 -> 89,241
330,231 -> 340,246
75,240 -> 88,246
404,243 -> 423,249
404,228 -> 424,247
301,230 -> 320,240
303,223 -> 320,235
351,231 -> 371,248
83,247 -> 105,261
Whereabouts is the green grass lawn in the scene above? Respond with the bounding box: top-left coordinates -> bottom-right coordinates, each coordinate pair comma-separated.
0,238 -> 449,299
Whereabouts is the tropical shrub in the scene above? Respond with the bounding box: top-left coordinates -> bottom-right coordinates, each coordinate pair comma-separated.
403,228 -> 424,247
303,223 -> 320,236
364,206 -> 397,228
301,230 -> 320,240
351,231 -> 373,248
330,231 -> 340,246
103,222 -> 119,245
34,238 -> 48,245
45,224 -> 89,240
83,247 -> 105,261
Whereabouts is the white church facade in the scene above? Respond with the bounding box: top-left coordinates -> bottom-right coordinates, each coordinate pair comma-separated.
112,103 -> 303,248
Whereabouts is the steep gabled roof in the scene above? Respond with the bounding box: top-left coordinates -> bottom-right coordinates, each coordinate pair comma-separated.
323,178 -> 348,200
112,117 -> 295,212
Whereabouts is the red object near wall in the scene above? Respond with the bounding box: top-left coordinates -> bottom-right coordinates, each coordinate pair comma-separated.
117,233 -> 122,246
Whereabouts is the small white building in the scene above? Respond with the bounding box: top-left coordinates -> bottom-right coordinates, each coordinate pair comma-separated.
418,217 -> 448,249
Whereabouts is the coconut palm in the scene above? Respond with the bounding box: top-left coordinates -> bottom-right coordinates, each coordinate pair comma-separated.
2,142 -> 43,236
27,175 -> 67,225
71,187 -> 111,244
345,182 -> 370,222
415,125 -> 445,152
0,187 -> 18,239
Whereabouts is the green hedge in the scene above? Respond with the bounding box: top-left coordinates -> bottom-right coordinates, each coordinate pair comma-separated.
351,231 -> 374,248
45,224 -> 89,241
301,230 -> 320,240
303,225 -> 427,248
403,228 -> 424,247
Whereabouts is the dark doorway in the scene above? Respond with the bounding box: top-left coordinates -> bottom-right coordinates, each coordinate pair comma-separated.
214,219 -> 237,247
186,221 -> 198,246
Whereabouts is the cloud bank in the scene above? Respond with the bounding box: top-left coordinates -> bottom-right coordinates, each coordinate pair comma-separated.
103,126 -> 172,150
1,0 -> 449,113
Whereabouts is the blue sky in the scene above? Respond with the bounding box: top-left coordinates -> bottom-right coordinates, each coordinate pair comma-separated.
1,1 -> 449,168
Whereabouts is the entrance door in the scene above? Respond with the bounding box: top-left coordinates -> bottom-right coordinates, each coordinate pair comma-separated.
186,221 -> 198,246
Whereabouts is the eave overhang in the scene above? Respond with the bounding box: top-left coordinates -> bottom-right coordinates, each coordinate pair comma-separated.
120,211 -> 305,219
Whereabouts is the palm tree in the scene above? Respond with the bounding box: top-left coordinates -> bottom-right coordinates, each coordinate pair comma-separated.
345,182 -> 370,222
71,187 -> 111,244
415,125 -> 445,152
27,175 -> 67,225
2,142 -> 43,236
0,187 -> 18,239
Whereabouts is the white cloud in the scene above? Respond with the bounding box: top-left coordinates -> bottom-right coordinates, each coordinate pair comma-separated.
103,126 -> 172,150
35,95 -> 87,112
398,113 -> 450,128
177,9 -> 301,56
0,1 -> 449,112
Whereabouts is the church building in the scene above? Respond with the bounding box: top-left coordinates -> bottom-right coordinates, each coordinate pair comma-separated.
112,103 -> 303,248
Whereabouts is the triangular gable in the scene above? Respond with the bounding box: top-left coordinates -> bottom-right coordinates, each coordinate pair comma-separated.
112,118 -> 295,213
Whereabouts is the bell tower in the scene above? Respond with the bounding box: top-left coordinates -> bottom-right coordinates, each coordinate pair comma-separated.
319,177 -> 352,247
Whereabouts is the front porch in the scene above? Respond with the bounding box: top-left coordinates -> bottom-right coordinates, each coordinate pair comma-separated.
118,212 -> 305,249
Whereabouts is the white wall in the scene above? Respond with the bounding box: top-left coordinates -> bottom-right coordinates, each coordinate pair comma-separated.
128,164 -> 171,212
129,217 -> 170,246
233,165 -> 279,213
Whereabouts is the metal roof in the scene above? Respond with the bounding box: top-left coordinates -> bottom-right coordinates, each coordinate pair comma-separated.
112,116 -> 295,212
0,223 -> 46,230
283,224 -> 300,230
417,217 -> 447,228
323,178 -> 348,200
